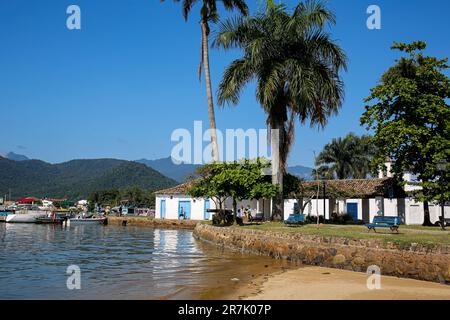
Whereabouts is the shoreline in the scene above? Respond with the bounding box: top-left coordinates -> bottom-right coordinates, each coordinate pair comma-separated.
193,224 -> 450,284
227,266 -> 450,300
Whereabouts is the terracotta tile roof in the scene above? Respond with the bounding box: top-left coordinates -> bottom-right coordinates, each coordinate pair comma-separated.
297,178 -> 404,198
154,182 -> 193,195
155,178 -> 405,199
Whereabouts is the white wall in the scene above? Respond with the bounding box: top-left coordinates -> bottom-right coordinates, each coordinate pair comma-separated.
283,199 -> 297,220
308,198 -> 330,219
155,195 -> 215,221
405,198 -> 450,225
383,199 -> 398,217
156,194 -> 450,224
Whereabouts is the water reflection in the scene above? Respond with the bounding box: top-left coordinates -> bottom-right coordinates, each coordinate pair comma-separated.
0,224 -> 288,299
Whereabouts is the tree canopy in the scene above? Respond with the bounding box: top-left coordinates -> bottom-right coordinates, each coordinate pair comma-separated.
214,0 -> 347,218
187,159 -> 279,222
361,41 -> 450,225
314,133 -> 376,179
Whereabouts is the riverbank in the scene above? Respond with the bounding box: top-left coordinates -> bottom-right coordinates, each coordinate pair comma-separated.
229,266 -> 450,300
107,216 -> 198,229
193,224 -> 450,284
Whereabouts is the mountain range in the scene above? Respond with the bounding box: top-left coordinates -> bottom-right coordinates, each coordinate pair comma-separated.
136,157 -> 200,183
0,151 -> 313,200
1,152 -> 29,161
137,157 -> 313,182
0,157 -> 177,200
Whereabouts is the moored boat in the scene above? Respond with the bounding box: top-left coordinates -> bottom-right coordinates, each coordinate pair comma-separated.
66,217 -> 108,226
5,210 -> 49,223
35,217 -> 67,224
0,211 -> 13,222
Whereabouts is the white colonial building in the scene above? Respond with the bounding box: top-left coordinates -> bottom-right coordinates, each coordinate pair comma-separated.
155,183 -> 272,221
154,162 -> 449,225
283,178 -> 448,225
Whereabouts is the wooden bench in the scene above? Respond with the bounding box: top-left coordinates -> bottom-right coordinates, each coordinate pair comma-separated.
366,216 -> 400,233
284,214 -> 305,226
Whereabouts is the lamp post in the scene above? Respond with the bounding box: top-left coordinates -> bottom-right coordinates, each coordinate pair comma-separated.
437,159 -> 447,230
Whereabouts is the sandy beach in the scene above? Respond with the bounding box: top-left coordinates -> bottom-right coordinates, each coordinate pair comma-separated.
229,266 -> 450,300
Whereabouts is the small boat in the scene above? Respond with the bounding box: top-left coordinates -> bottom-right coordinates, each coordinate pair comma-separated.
35,212 -> 69,224
0,211 -> 12,222
67,217 -> 108,226
5,210 -> 49,223
35,217 -> 67,224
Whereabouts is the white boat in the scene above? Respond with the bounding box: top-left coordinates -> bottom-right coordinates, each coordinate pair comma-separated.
5,210 -> 49,223
66,217 -> 107,225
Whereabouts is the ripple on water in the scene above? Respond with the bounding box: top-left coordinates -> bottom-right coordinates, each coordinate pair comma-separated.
0,223 -> 287,299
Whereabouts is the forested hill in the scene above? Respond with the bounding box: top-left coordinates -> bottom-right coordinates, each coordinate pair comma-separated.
0,157 -> 177,200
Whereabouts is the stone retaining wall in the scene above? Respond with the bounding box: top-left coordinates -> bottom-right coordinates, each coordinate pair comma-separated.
108,216 -> 197,229
193,224 -> 450,283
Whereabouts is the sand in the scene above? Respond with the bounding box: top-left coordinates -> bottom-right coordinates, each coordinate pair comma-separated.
229,266 -> 450,300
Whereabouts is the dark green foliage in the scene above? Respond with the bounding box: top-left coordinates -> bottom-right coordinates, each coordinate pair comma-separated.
328,212 -> 356,225
187,159 -> 279,224
215,0 -> 347,218
0,157 -> 177,200
87,187 -> 156,209
305,214 -> 324,224
314,133 -> 377,179
360,41 -> 450,225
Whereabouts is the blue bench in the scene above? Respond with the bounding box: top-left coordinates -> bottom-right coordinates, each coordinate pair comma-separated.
366,216 -> 400,232
284,214 -> 305,226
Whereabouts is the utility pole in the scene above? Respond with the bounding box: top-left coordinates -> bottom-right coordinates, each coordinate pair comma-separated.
313,151 -> 320,228
323,180 -> 326,221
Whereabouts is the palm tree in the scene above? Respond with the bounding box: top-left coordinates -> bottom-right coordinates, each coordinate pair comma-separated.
214,1 -> 347,219
316,133 -> 375,179
162,0 -> 249,162
315,133 -> 375,179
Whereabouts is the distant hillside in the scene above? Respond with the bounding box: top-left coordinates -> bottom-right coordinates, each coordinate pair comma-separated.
288,165 -> 313,180
136,157 -> 200,183
138,156 -> 313,182
0,157 -> 177,200
2,152 -> 29,161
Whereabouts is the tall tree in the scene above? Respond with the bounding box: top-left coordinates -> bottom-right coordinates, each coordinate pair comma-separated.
315,133 -> 376,179
361,41 -> 450,226
214,1 -> 347,219
187,159 -> 278,224
162,0 -> 249,162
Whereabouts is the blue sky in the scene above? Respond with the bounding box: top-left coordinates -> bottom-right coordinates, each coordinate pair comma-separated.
0,0 -> 449,167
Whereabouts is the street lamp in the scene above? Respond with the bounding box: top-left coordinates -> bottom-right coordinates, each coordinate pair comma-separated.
437,159 -> 447,230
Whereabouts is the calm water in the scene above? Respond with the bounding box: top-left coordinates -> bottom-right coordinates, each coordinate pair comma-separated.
0,223 -> 287,299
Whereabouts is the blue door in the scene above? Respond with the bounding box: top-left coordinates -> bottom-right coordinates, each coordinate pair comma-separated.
178,201 -> 191,220
204,199 -> 210,220
347,203 -> 358,222
160,200 -> 166,219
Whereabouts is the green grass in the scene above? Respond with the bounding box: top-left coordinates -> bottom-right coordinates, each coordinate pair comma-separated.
233,222 -> 450,247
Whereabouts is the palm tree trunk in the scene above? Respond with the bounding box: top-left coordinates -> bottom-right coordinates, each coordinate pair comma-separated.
270,120 -> 284,221
201,21 -> 220,162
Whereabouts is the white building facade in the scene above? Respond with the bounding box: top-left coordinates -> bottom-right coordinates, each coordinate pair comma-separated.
155,175 -> 449,225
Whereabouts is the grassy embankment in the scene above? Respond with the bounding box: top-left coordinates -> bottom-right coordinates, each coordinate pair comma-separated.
201,221 -> 450,246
